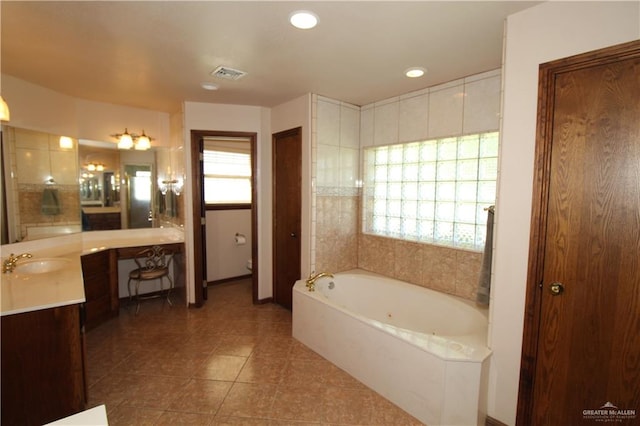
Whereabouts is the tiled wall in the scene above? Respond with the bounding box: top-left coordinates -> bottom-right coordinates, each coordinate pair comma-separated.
313,70 -> 500,301
313,96 -> 361,273
359,234 -> 482,300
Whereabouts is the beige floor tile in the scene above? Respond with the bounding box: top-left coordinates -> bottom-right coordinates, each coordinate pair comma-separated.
237,355 -> 288,385
252,336 -> 294,358
321,387 -> 374,425
212,415 -> 274,425
213,334 -> 261,357
154,410 -> 216,425
105,404 -> 164,426
85,279 -> 423,426
196,354 -> 248,381
270,384 -> 325,422
123,375 -> 191,410
167,378 -> 233,414
217,382 -> 277,418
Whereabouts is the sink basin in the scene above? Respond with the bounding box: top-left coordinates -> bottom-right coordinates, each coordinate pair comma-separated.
14,258 -> 70,275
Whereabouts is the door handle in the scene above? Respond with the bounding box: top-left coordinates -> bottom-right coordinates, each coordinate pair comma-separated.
549,282 -> 565,296
290,232 -> 297,238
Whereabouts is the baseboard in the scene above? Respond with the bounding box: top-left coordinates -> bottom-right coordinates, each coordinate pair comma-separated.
207,274 -> 252,286
486,415 -> 509,426
256,297 -> 273,304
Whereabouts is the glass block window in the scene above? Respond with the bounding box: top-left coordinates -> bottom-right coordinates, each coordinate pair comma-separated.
362,131 -> 498,250
203,150 -> 252,204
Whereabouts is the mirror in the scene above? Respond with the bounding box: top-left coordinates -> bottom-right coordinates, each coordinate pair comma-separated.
1,125 -> 176,243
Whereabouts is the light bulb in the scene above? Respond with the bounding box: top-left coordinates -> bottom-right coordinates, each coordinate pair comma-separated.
118,129 -> 133,149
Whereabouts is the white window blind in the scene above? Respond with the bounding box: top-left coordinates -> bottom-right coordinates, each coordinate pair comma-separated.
203,150 -> 252,204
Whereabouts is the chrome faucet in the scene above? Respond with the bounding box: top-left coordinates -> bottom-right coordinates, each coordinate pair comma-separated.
2,253 -> 33,273
305,271 -> 334,292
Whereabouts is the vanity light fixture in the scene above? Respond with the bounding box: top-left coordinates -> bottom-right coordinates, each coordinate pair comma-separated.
405,67 -> 426,78
134,131 -> 151,151
86,162 -> 105,172
111,128 -> 153,150
289,10 -> 318,29
59,136 -> 74,149
0,96 -> 10,122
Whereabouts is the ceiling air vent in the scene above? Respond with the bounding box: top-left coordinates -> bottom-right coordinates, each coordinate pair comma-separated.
211,66 -> 248,81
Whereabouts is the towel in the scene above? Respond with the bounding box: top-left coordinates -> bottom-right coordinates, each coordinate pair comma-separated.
41,188 -> 62,215
165,188 -> 178,218
476,207 -> 494,306
155,189 -> 166,215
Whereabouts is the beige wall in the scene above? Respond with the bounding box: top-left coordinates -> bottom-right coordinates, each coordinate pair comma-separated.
3,75 -> 170,146
490,2 -> 639,424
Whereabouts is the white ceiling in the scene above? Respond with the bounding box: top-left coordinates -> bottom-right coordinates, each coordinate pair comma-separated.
1,1 -> 540,113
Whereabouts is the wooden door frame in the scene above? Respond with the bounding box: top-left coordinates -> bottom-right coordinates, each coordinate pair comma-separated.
271,127 -> 302,307
516,39 -> 640,424
190,130 -> 259,307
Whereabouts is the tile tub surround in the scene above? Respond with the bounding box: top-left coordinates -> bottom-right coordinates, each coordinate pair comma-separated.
358,233 -> 483,301
85,279 -> 423,425
314,194 -> 483,301
314,193 -> 359,273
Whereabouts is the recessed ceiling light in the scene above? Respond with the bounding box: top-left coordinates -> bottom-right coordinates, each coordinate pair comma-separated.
201,82 -> 219,91
405,67 -> 426,78
290,10 -> 318,29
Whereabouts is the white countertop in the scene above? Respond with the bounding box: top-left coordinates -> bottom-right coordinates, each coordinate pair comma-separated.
1,227 -> 184,316
45,404 -> 108,425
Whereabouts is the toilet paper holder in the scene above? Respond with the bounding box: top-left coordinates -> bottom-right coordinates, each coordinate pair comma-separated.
235,233 -> 247,245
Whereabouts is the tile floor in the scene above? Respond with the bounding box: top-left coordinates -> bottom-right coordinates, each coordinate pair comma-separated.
85,278 -> 424,425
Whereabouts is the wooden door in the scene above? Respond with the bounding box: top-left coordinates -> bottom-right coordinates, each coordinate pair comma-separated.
190,131 -> 207,304
518,40 -> 640,425
273,127 -> 302,309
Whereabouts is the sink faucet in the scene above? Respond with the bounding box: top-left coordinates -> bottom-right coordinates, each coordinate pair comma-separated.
2,253 -> 33,273
305,271 -> 334,292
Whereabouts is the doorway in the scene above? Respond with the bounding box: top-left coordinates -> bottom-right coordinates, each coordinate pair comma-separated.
272,127 -> 302,309
517,40 -> 640,424
124,164 -> 152,229
190,130 -> 258,307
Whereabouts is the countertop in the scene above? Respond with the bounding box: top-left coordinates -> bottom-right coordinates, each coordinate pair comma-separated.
45,404 -> 108,425
1,227 -> 184,316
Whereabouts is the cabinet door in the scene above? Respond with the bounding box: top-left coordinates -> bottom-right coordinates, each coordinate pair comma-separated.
81,250 -> 115,329
1,305 -> 86,425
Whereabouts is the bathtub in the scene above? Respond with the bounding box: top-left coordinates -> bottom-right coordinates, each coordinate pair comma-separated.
292,269 -> 491,426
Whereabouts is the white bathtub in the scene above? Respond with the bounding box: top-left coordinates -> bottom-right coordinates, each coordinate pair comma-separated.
292,269 -> 491,426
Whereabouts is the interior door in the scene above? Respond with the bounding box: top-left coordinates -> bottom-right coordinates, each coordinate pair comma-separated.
518,40 -> 640,424
272,127 -> 302,309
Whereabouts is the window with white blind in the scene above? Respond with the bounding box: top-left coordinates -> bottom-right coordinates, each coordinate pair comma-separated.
362,131 -> 498,250
203,149 -> 252,204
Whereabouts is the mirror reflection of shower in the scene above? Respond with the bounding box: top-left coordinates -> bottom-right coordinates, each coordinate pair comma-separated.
124,164 -> 153,229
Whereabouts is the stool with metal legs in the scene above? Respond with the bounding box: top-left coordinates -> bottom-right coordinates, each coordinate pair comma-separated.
127,245 -> 174,314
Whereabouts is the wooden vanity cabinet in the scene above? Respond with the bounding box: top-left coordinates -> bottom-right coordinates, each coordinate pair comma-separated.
81,249 -> 118,330
85,212 -> 122,230
1,304 -> 87,426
